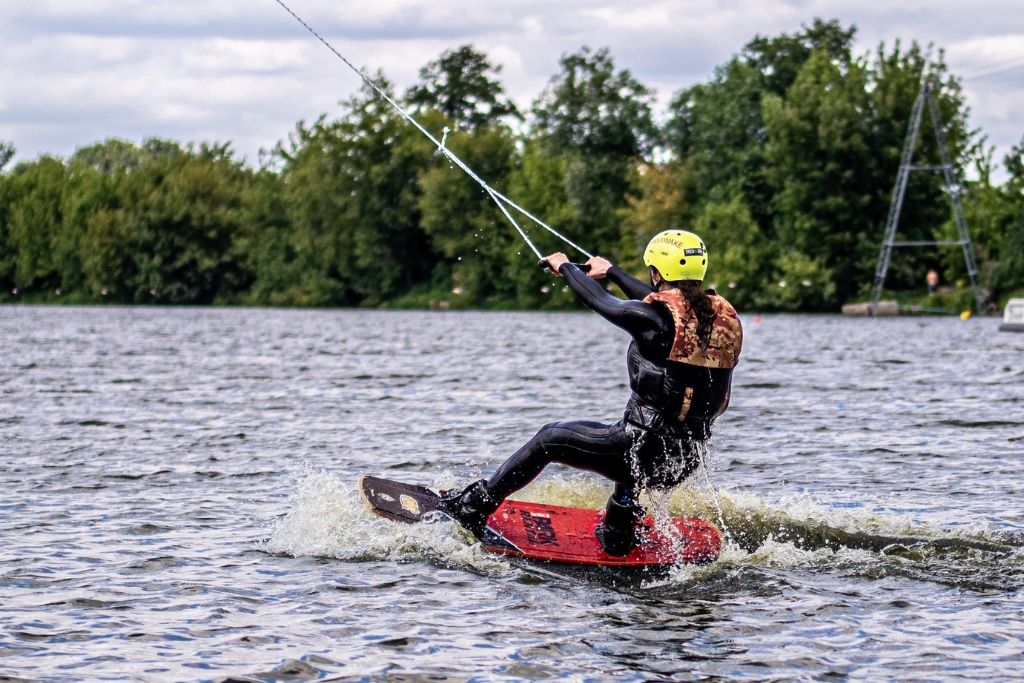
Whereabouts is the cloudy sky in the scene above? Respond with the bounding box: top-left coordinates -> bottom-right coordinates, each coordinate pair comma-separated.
2,1 -> 1023,175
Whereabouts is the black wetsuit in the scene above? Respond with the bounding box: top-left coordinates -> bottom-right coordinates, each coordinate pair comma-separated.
484,263 -> 712,507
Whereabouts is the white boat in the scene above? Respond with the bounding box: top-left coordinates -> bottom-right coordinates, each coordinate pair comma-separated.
999,298 -> 1024,332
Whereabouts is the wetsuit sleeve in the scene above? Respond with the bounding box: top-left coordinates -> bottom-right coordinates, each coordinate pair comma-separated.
558,264 -> 673,355
606,265 -> 654,300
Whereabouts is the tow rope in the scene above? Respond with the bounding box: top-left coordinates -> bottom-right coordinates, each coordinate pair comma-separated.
271,0 -> 592,261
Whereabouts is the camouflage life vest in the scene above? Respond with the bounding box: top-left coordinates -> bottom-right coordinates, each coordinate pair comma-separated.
624,288 -> 742,433
643,289 -> 742,369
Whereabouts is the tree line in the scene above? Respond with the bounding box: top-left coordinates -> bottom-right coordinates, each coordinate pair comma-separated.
1,19 -> 1021,311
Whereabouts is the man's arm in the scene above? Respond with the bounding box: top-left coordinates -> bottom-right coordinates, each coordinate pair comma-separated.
581,255 -> 654,300
606,265 -> 654,300
557,263 -> 672,348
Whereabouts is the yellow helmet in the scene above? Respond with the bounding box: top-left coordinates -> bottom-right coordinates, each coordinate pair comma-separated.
643,230 -> 708,282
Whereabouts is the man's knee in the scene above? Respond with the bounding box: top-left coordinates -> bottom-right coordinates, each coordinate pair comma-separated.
531,421 -> 572,447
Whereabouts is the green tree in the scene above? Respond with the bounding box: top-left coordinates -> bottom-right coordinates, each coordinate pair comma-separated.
342,103 -> 437,305
235,167 -> 289,305
533,46 -> 657,157
81,140 -> 250,303
71,138 -> 147,174
505,138 -> 578,308
952,139 -> 1024,301
744,19 -> 856,97
264,78 -> 435,306
80,204 -> 136,300
665,61 -> 772,226
761,49 -> 876,307
0,142 -> 13,171
618,161 -> 693,274
6,156 -> 66,293
0,143 -> 14,295
54,161 -> 116,294
405,45 -> 521,130
259,117 -> 351,305
531,46 -> 657,257
417,120 -> 526,307
691,195 -> 776,310
992,139 -> 1024,297
665,19 -> 857,231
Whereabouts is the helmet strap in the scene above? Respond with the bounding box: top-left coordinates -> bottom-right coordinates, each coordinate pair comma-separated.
649,267 -> 662,289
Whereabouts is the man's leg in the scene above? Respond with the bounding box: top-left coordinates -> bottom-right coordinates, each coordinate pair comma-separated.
486,420 -> 636,500
440,420 -> 636,537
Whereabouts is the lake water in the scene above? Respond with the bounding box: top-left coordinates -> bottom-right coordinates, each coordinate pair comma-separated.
2,305 -> 1022,681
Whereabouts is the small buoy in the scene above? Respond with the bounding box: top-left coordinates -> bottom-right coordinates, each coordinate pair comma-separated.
754,315 -> 763,324
960,310 -> 972,320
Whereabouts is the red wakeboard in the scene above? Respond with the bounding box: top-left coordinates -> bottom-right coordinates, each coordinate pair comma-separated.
360,475 -> 721,568
483,499 -> 720,567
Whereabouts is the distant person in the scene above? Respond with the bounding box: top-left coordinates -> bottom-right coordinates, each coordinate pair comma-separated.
439,231 -> 743,555
927,269 -> 939,294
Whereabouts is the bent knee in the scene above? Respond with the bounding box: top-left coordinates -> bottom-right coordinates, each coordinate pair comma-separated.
533,420 -> 614,448
530,422 -> 571,447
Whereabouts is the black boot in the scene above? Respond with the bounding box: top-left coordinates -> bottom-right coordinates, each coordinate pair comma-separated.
596,495 -> 644,556
437,479 -> 500,538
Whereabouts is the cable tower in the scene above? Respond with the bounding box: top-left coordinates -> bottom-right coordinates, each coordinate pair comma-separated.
869,80 -> 985,314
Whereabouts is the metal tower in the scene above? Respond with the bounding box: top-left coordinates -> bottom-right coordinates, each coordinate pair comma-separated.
868,81 -> 985,314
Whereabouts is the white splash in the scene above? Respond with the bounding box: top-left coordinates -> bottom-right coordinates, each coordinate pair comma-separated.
262,466 -> 508,572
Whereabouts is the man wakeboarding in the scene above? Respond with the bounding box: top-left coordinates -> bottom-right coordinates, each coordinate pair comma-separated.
438,230 -> 743,555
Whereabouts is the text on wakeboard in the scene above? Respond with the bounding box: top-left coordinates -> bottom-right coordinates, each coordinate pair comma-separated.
520,510 -> 558,546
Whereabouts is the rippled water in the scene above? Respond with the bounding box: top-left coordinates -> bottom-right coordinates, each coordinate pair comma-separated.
2,305 -> 1022,681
